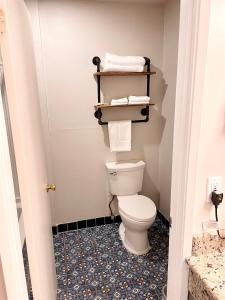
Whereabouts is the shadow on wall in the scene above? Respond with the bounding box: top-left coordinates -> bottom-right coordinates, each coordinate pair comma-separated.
0,258 -> 7,300
98,65 -> 167,208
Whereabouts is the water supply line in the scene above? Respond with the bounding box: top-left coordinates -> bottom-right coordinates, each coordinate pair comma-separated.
109,195 -> 116,219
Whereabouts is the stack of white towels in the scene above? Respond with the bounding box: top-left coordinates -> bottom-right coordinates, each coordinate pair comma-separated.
102,53 -> 145,72
111,96 -> 150,106
108,95 -> 150,152
111,97 -> 128,105
102,53 -> 149,152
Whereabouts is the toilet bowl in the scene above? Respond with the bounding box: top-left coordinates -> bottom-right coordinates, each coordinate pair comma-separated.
118,194 -> 156,255
105,160 -> 157,255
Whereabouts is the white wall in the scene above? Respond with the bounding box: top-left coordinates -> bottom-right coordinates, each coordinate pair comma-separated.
28,0 -> 166,224
158,0 -> 179,220
193,0 -> 225,233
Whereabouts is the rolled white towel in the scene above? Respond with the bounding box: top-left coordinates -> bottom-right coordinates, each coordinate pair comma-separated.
105,53 -> 145,66
128,96 -> 150,103
102,64 -> 144,72
111,97 -> 128,105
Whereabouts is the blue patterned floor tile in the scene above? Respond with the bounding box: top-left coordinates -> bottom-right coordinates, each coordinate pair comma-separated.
54,232 -> 64,244
23,217 -> 168,299
127,290 -> 159,300
113,290 -> 128,300
56,288 -> 68,300
92,267 -> 113,284
67,272 -> 95,288
52,216 -> 168,299
66,289 -> 79,300
95,282 -> 116,299
67,258 -> 92,275
76,284 -> 97,299
55,259 -> 67,277
54,247 -> 65,263
56,274 -> 67,290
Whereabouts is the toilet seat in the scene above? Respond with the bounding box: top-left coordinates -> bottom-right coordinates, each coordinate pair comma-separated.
118,194 -> 156,223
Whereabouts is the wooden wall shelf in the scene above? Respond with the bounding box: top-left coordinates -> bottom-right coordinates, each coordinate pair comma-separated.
94,103 -> 155,109
92,56 -> 155,125
94,71 -> 156,77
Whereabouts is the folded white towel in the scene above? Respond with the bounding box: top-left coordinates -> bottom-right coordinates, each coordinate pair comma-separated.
128,96 -> 150,102
111,100 -> 128,103
102,64 -> 144,72
108,120 -> 131,152
111,97 -> 128,105
105,53 -> 145,66
111,97 -> 128,102
129,101 -> 150,105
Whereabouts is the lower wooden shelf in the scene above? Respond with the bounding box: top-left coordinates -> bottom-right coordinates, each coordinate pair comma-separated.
94,103 -> 155,109
94,103 -> 155,125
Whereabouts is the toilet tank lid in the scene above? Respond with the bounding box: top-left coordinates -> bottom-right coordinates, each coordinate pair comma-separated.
105,160 -> 145,172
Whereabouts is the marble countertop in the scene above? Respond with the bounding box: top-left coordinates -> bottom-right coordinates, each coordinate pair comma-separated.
187,250 -> 225,300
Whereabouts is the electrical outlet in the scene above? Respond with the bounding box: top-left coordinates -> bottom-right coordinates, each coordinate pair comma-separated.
207,176 -> 223,202
202,220 -> 221,232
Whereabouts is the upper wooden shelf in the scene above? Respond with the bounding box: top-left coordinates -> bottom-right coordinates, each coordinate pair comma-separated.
94,71 -> 156,77
94,103 -> 155,109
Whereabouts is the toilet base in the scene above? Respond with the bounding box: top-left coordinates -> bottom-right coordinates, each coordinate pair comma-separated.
119,223 -> 151,255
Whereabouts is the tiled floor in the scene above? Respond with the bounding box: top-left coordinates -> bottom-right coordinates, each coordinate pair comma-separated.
54,217 -> 169,300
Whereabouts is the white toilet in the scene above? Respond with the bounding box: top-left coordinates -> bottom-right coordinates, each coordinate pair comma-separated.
105,160 -> 156,255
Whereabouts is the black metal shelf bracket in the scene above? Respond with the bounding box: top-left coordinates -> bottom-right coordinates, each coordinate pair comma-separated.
144,57 -> 151,97
92,56 -> 101,103
92,56 -> 152,125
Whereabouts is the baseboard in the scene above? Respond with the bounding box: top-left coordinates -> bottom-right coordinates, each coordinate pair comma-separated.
52,211 -> 170,236
52,215 -> 122,235
157,211 -> 170,229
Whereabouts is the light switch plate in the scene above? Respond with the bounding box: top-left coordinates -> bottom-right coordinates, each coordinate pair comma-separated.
207,176 -> 223,202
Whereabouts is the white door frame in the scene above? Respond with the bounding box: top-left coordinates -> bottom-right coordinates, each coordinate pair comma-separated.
167,0 -> 211,299
0,62 -> 28,300
0,0 -> 212,299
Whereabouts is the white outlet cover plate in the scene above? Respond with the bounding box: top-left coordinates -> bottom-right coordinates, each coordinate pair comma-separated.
207,176 -> 223,202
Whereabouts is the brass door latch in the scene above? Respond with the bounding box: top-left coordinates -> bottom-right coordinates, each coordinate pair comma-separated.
46,184 -> 56,192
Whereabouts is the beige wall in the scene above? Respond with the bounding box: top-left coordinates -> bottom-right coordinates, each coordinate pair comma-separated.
28,0 -> 166,224
193,0 -> 225,233
159,0 -> 179,220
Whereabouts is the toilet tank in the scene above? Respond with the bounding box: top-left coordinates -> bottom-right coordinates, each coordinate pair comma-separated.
105,161 -> 145,196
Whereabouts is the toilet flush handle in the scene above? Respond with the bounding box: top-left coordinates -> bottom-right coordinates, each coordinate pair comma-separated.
109,172 -> 117,176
